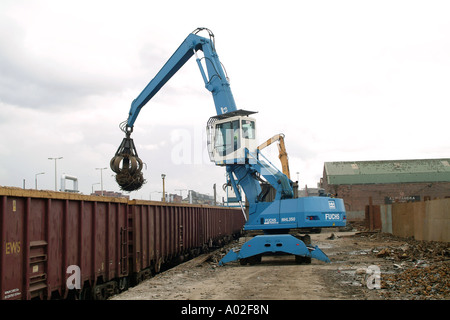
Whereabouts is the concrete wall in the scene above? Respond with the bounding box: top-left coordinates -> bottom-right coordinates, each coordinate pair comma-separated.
380,205 -> 392,234
380,198 -> 449,242
346,210 -> 365,221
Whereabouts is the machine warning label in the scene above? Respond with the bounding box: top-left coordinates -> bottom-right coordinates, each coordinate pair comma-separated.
328,200 -> 336,209
4,288 -> 21,299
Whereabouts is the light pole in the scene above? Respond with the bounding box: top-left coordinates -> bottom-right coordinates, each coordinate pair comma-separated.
150,191 -> 162,201
95,167 -> 107,196
161,174 -> 166,202
48,157 -> 63,191
92,182 -> 100,194
35,172 -> 45,189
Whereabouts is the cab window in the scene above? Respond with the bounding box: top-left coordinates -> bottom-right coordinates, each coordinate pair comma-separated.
242,120 -> 255,139
215,120 -> 240,156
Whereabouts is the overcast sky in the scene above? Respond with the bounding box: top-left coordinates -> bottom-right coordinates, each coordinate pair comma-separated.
1,0 -> 449,201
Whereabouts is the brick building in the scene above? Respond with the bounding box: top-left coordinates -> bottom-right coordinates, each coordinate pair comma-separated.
91,190 -> 130,199
321,158 -> 450,220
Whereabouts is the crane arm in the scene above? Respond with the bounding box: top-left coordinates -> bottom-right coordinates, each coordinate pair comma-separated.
126,28 -> 237,128
257,133 -> 291,179
111,28 -> 238,191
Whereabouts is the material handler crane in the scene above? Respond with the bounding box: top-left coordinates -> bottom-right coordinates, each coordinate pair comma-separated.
110,28 -> 346,265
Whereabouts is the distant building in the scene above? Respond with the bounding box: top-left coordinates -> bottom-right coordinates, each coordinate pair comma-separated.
298,185 -> 323,197
321,158 -> 450,220
182,190 -> 215,205
167,193 -> 182,203
91,190 -> 130,199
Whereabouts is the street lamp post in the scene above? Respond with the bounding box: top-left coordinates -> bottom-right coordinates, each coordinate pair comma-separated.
48,157 -> 63,191
150,191 -> 162,201
92,182 -> 100,194
161,174 -> 166,202
35,172 -> 45,189
95,167 -> 107,196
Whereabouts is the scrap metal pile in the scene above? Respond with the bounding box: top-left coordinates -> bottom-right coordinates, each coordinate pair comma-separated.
114,169 -> 145,192
366,233 -> 449,299
381,262 -> 449,299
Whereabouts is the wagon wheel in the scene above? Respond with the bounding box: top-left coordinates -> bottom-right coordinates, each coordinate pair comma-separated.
154,259 -> 162,273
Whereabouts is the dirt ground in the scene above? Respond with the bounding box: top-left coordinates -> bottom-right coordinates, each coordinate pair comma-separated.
111,227 -> 449,301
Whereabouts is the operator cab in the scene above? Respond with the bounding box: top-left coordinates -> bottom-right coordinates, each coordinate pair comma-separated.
207,110 -> 258,165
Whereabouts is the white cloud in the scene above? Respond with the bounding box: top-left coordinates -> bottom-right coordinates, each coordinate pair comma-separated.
0,0 -> 449,200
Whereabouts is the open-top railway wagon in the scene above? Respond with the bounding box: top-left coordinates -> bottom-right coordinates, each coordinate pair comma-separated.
0,187 -> 244,300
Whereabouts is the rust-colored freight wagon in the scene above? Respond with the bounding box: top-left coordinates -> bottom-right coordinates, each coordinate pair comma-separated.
0,187 -> 244,300
0,187 -> 129,300
128,200 -> 245,283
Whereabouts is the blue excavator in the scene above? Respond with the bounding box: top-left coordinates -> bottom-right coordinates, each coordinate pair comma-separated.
110,28 -> 346,265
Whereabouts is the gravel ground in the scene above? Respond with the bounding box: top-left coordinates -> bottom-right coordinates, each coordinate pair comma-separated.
111,227 -> 449,301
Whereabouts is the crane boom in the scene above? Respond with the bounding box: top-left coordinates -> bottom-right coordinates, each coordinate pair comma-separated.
127,28 -> 237,128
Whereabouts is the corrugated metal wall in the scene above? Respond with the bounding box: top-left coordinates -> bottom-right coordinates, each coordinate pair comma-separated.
380,198 -> 449,242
